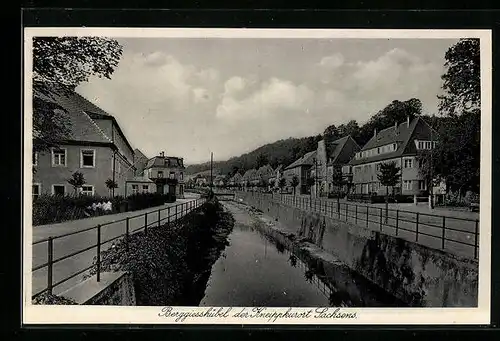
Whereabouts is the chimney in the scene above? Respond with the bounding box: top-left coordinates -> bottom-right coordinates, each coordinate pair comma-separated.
373,128 -> 377,137
407,116 -> 410,127
394,121 -> 398,134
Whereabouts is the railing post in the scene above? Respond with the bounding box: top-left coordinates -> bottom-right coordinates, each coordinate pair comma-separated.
441,216 -> 446,250
144,212 -> 148,235
355,205 -> 358,225
167,207 -> 171,226
366,206 -> 369,227
47,237 -> 54,295
96,224 -> 101,282
474,219 -> 479,259
175,204 -> 178,221
158,209 -> 161,227
346,203 -> 348,221
126,217 -> 130,252
415,213 -> 419,242
395,210 -> 399,236
379,208 -> 383,231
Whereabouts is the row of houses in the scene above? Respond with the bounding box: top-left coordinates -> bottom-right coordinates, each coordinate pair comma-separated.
32,90 -> 186,199
282,116 -> 442,198
219,116 -> 441,199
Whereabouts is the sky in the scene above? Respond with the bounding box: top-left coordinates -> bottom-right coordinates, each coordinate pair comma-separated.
76,37 -> 459,165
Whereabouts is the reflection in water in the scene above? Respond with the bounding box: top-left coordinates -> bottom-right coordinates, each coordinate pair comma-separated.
199,204 -> 406,307
256,224 -> 407,307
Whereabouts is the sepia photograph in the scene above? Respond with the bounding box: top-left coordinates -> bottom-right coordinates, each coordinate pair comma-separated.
23,28 -> 491,325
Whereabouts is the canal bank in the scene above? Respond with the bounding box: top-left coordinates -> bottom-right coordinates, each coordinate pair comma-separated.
200,201 -> 405,307
233,193 -> 478,307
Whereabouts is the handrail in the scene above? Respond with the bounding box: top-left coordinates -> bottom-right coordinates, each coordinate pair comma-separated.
232,190 -> 479,260
31,197 -> 206,298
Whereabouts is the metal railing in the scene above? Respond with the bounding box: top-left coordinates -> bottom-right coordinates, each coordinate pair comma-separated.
31,198 -> 206,299
237,191 -> 479,260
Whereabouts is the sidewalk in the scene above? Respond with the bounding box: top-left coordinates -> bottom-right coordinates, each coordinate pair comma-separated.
32,193 -> 200,243
275,193 -> 479,220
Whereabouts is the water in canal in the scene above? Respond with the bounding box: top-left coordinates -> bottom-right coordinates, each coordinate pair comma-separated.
199,203 -> 406,307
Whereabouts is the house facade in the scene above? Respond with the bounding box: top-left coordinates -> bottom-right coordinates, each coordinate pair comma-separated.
310,136 -> 361,197
348,117 -> 438,197
140,151 -> 186,198
33,91 -> 136,198
283,150 -> 316,194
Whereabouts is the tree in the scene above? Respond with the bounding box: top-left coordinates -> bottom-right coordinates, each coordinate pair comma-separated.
438,38 -> 480,117
377,162 -> 401,223
278,177 -> 287,194
33,37 -> 123,154
105,178 -> 118,197
68,171 -> 86,195
323,124 -> 339,141
255,153 -> 269,169
290,175 -> 300,196
418,39 -> 481,199
337,120 -> 360,140
331,167 -> 345,213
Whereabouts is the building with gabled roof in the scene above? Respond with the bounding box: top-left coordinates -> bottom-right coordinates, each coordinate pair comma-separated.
283,150 -> 317,195
312,135 -> 361,197
348,116 -> 438,196
32,90 -> 137,198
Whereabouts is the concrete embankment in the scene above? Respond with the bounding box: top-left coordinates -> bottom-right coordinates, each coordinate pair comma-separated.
235,192 -> 478,307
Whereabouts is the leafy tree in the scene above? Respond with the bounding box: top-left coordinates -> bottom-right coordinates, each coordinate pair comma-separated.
438,38 -> 480,117
377,162 -> 401,223
331,167 -> 345,213
337,120 -> 360,140
290,175 -> 300,196
323,124 -> 339,141
33,37 -> 123,154
255,153 -> 269,169
278,177 -> 287,194
105,178 -> 118,197
418,39 -> 480,198
68,171 -> 86,195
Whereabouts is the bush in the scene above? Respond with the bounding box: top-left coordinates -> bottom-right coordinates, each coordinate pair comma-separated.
33,192 -> 177,226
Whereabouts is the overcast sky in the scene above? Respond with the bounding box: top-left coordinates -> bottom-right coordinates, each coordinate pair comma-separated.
76,37 -> 458,165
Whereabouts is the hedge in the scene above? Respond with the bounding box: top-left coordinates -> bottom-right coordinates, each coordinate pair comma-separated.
33,192 -> 176,226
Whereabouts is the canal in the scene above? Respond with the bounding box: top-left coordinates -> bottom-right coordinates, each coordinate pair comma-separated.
199,202 -> 406,307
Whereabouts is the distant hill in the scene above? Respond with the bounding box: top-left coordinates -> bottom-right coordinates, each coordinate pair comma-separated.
185,98 -> 428,178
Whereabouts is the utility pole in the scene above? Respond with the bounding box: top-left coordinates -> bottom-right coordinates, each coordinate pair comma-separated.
429,122 -> 434,209
210,152 -> 213,193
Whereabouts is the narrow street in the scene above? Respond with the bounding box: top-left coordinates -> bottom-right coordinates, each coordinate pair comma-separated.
199,201 -> 404,307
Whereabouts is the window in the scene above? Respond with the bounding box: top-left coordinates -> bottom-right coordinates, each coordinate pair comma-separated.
52,185 -> 65,196
33,184 -> 40,200
403,180 -> 412,190
393,143 -> 397,151
425,141 -> 431,149
132,184 -> 139,194
404,158 -> 413,168
418,158 -> 425,168
419,180 -> 427,190
52,148 -> 66,167
180,172 -> 184,180
142,185 -> 149,192
33,152 -> 38,166
376,163 -> 381,171
157,171 -> 164,178
81,185 -> 94,196
81,149 -> 95,168
377,147 -> 380,154
169,171 -> 175,179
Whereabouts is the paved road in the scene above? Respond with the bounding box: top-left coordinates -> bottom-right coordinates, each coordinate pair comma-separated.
231,191 -> 480,260
31,193 -> 202,297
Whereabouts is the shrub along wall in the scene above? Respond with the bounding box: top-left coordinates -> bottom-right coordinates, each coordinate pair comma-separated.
33,192 -> 176,226
84,198 -> 234,306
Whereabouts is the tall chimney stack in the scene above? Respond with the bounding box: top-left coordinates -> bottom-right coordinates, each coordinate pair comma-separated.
394,121 -> 398,134
407,116 -> 410,127
373,128 -> 377,137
